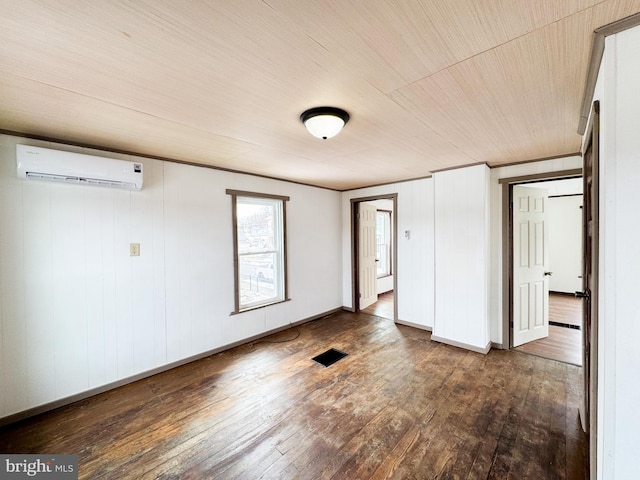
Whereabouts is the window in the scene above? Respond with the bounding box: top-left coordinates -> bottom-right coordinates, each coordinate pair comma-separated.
227,190 -> 289,313
376,210 -> 392,278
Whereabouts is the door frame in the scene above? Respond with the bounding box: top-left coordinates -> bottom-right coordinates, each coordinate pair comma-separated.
581,100 -> 599,480
350,194 -> 398,321
499,170 -> 583,348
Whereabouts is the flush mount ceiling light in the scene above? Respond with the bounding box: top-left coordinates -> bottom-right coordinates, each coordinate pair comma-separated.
300,107 -> 350,140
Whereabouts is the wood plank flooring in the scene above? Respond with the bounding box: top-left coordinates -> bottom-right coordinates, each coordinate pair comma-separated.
549,293 -> 582,328
0,311 -> 588,479
515,293 -> 583,366
361,290 -> 394,319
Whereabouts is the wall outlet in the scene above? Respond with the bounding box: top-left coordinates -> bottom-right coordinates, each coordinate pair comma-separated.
130,243 -> 140,256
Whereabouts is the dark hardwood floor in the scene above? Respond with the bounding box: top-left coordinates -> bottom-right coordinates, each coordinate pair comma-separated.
515,293 -> 583,366
0,311 -> 588,479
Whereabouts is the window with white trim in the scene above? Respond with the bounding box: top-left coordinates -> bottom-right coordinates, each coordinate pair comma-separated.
227,190 -> 289,313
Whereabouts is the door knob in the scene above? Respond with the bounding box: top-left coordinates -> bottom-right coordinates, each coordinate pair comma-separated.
544,271 -> 553,276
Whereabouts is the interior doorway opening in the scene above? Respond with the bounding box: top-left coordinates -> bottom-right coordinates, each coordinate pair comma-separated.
350,194 -> 398,322
500,171 -> 584,363
360,290 -> 395,320
510,177 -> 584,365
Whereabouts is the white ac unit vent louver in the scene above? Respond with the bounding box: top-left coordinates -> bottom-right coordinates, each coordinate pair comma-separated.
16,144 -> 143,190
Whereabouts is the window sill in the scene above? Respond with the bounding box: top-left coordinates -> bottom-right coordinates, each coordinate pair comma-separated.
230,298 -> 292,316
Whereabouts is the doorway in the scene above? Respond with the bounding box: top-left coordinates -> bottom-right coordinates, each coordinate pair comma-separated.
350,194 -> 398,322
500,170 -> 583,360
499,104 -> 599,477
360,291 -> 395,319
511,177 -> 584,365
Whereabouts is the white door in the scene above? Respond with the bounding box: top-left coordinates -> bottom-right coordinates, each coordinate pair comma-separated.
513,185 -> 550,347
358,202 -> 378,310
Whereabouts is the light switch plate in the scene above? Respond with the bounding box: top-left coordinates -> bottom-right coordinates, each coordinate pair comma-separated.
130,243 -> 140,256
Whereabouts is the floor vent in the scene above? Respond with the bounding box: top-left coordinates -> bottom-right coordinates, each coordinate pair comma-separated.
550,321 -> 581,330
312,348 -> 348,367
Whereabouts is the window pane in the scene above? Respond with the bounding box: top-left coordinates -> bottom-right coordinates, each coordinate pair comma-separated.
237,201 -> 276,255
376,245 -> 389,276
376,211 -> 391,277
239,252 -> 278,308
236,196 -> 285,310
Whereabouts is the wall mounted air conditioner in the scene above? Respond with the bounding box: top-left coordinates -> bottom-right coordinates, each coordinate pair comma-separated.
16,144 -> 143,190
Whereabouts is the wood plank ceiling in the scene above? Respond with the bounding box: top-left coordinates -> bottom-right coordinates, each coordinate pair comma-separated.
1,1 -> 639,190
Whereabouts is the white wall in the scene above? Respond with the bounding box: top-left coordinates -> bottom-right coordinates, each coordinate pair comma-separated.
592,27 -> 640,480
548,195 -> 583,294
0,134 -> 343,420
342,178 -> 435,329
432,164 -> 490,352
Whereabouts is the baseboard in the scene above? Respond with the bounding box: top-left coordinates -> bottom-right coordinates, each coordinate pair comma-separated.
0,306 -> 343,427
430,335 -> 492,355
395,319 -> 432,332
491,342 -> 504,350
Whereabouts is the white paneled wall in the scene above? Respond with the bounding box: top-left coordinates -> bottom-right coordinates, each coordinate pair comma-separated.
594,27 -> 640,480
433,164 -> 490,353
396,179 -> 434,326
0,134 -> 343,420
